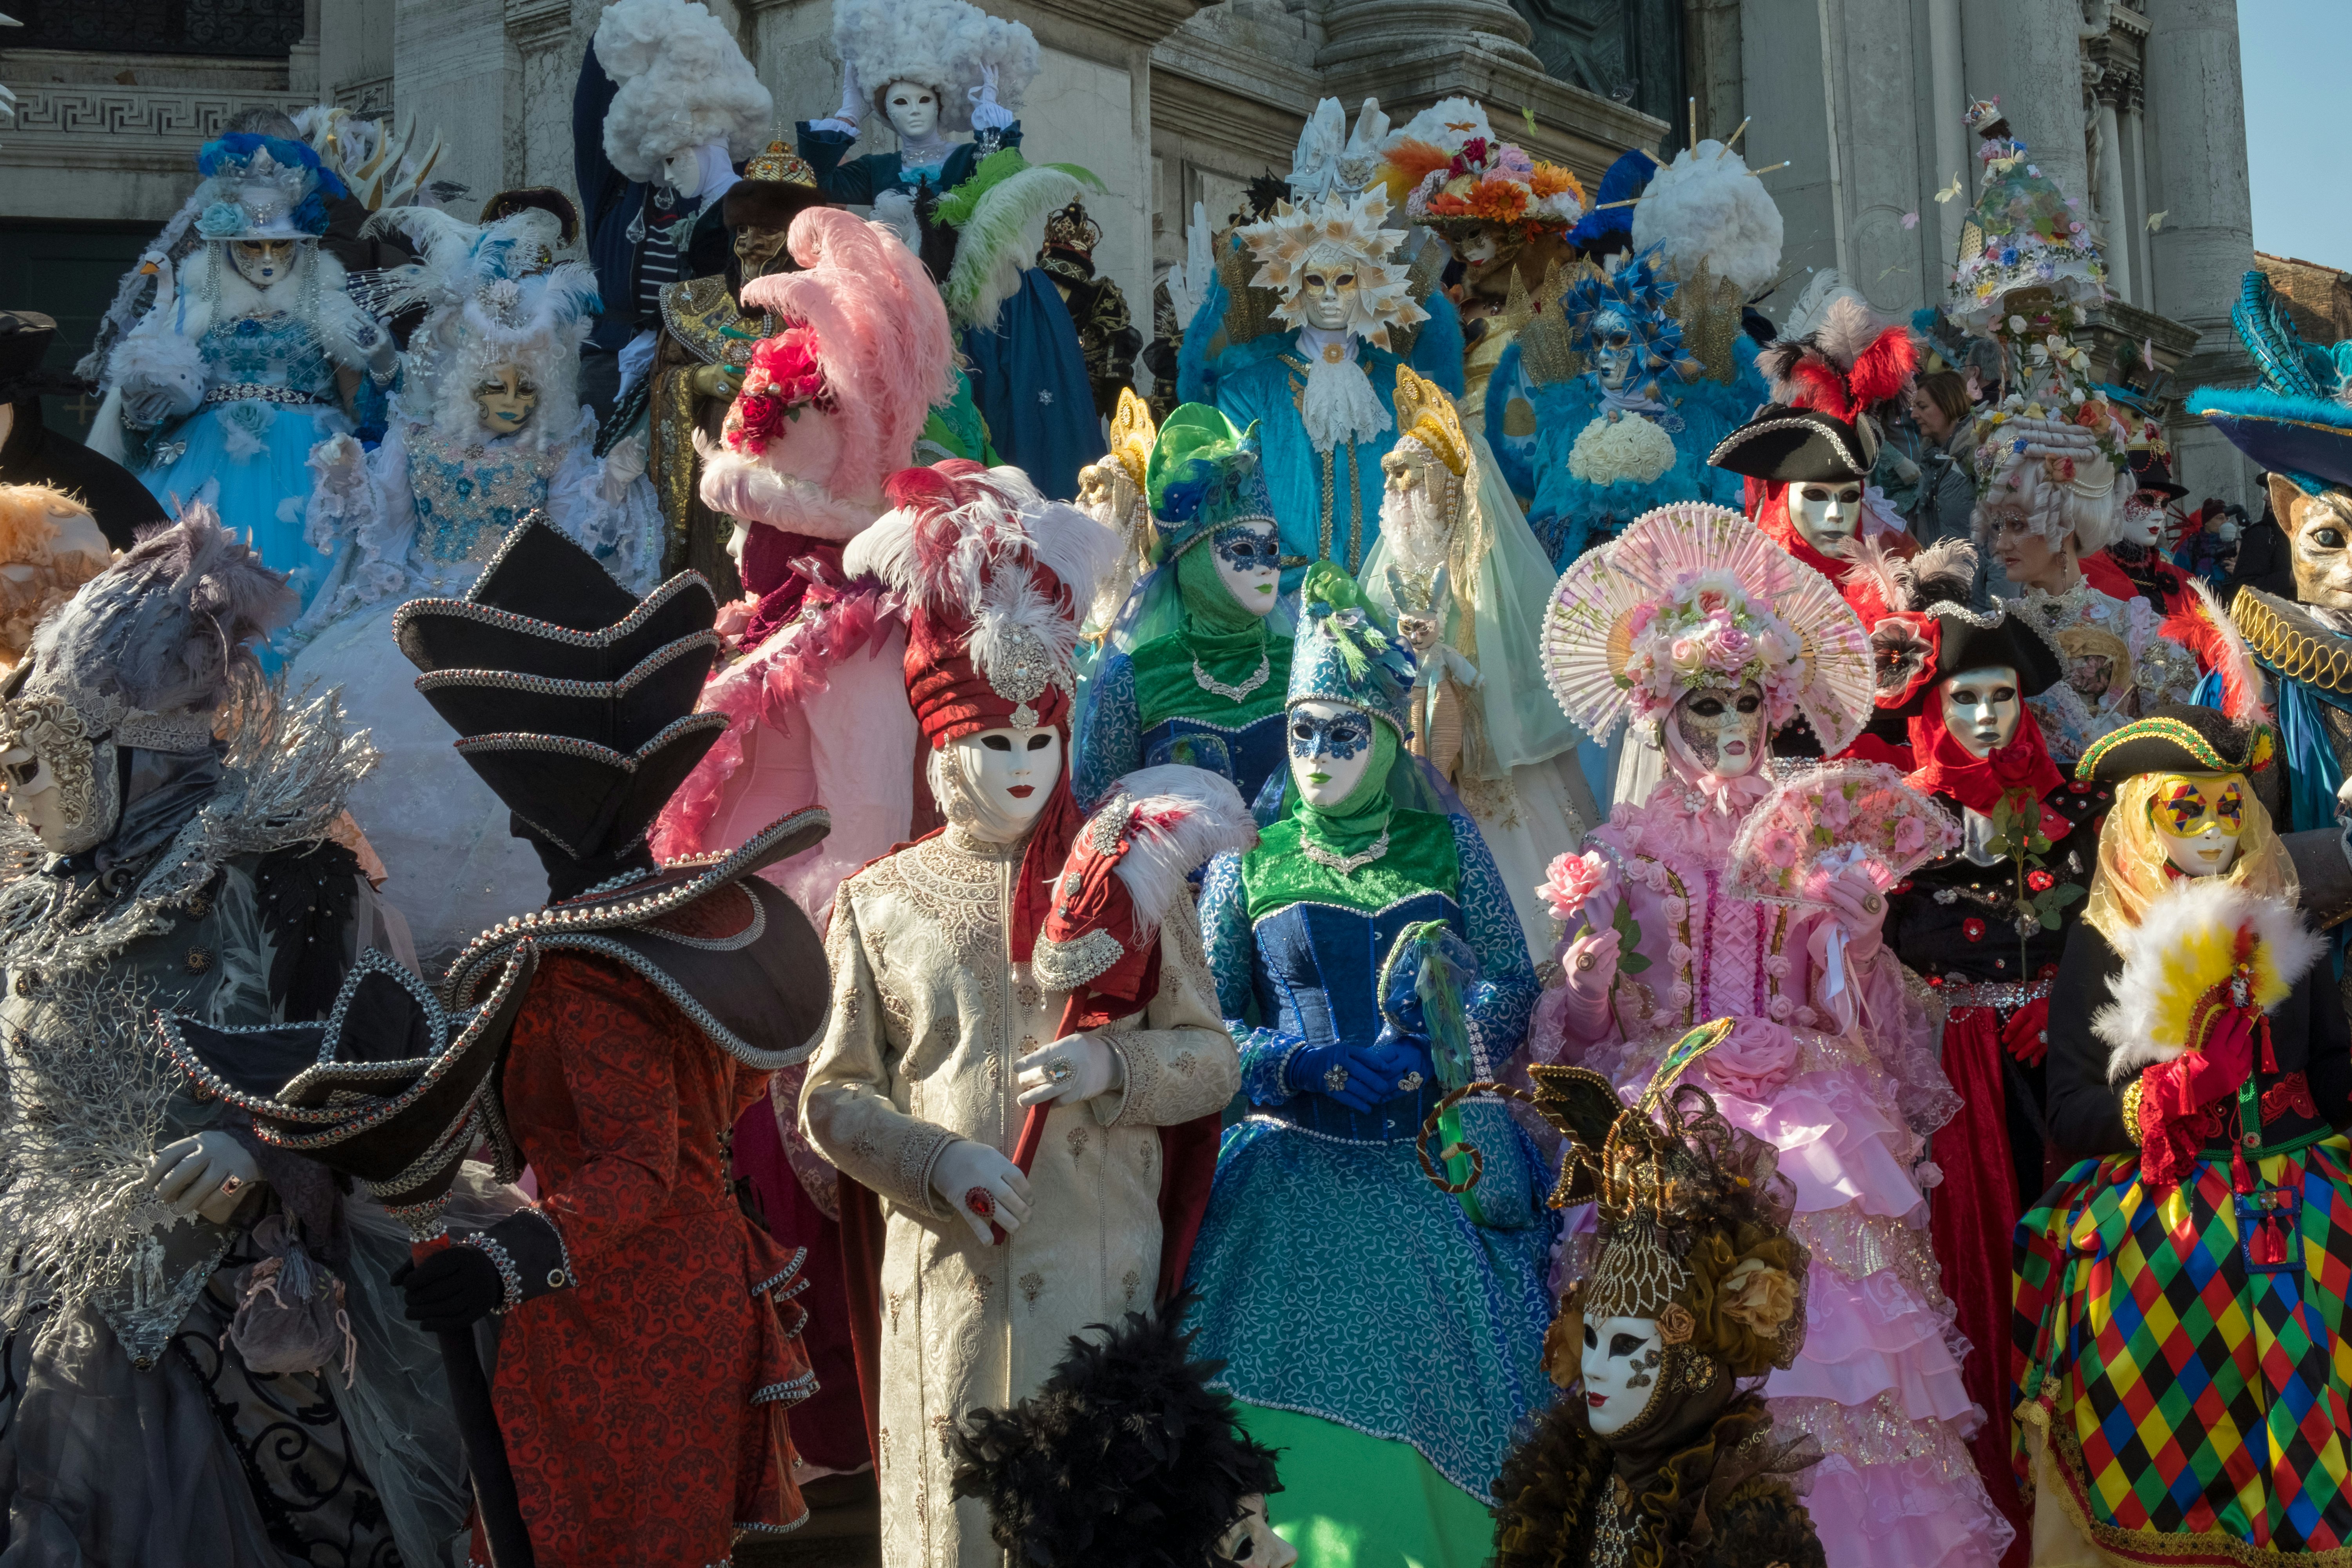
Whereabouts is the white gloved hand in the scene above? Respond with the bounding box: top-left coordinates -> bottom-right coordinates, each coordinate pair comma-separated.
969,64 -> 1016,134
808,62 -> 862,135
145,1131 -> 263,1224
1014,1031 -> 1122,1109
930,1138 -> 1033,1246
600,431 -> 648,503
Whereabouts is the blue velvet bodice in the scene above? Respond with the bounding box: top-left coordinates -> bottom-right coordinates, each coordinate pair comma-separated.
1248,891 -> 1457,1145
1144,711 -> 1288,814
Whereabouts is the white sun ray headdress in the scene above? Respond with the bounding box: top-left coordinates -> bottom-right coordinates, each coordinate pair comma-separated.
1238,187 -> 1428,351
1541,501 -> 1873,751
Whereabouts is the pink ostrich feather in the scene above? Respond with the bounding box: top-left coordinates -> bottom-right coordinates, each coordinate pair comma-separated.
737,209 -> 955,516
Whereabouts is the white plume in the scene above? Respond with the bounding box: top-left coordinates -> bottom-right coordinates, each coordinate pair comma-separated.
1630,138 -> 1785,294
595,0 -> 771,181
1100,766 -> 1258,929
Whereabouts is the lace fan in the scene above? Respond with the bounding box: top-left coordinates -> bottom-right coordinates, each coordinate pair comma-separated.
1725,761 -> 1960,909
1540,501 -> 1876,751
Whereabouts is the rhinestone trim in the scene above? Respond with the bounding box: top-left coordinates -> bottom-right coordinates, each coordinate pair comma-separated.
456,1231 -> 525,1314
1299,828 -> 1390,877
1191,650 -> 1272,702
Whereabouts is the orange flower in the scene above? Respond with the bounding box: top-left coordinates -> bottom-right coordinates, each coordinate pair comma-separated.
1530,163 -> 1583,205
1466,177 -> 1529,223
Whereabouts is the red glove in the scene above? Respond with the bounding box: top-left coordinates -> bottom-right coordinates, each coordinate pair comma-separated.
2002,995 -> 2051,1066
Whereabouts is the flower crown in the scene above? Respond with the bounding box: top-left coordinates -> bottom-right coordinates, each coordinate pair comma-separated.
1621,568 -> 1805,723
721,325 -> 836,457
1397,136 -> 1584,240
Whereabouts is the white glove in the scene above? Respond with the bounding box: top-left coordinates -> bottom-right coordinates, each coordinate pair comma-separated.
969,64 -> 1016,134
601,431 -> 648,503
808,62 -> 862,135
145,1131 -> 263,1224
930,1138 -> 1032,1246
1014,1031 -> 1122,1109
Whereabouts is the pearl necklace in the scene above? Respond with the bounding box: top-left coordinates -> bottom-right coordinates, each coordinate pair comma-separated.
1299,828 -> 1389,877
1192,650 -> 1271,702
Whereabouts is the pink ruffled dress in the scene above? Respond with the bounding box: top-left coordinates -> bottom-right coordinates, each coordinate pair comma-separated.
1529,773 -> 2013,1568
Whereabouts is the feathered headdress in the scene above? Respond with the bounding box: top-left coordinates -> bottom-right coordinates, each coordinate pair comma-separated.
1239,187 -> 1429,351
593,0 -> 771,181
697,209 -> 956,538
2190,268 -> 2352,496
1561,247 -> 1703,396
1289,95 -> 1390,203
1628,138 -> 1785,296
1287,562 -> 1417,739
1710,294 -> 1915,485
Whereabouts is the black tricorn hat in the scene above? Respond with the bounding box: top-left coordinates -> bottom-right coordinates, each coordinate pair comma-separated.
394,517 -> 725,866
2074,702 -> 2277,785
157,947 -> 538,1224
1930,605 -> 2063,697
1708,404 -> 1878,485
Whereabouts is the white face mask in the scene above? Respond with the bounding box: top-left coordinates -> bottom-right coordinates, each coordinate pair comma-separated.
1213,1495 -> 1298,1568
1940,665 -> 2022,758
1790,481 -> 1864,554
883,80 -> 941,143
1288,700 -> 1377,808
1379,448 -> 1453,577
2120,495 -> 2167,548
1297,263 -> 1360,332
1581,1313 -> 1666,1439
942,726 -> 1060,840
0,744 -> 72,854
660,147 -> 703,200
1666,682 -> 1765,780
1210,521 -> 1281,617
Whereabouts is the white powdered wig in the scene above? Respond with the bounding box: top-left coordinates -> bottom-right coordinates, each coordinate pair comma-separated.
1972,413 -> 2134,553
595,0 -> 771,181
1098,765 -> 1257,927
833,0 -> 1038,131
1630,138 -> 1785,294
2092,879 -> 2323,1080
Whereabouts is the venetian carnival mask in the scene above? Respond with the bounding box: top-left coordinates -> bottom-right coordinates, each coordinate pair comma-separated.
1379,443 -> 1454,577
1591,306 -> 1638,393
2278,477 -> 2352,611
0,745 -> 73,853
1581,1314 -> 1667,1438
882,80 -> 942,142
733,224 -> 789,278
1075,459 -> 1134,528
946,726 -> 1060,837
229,239 -> 298,289
1212,521 -> 1281,617
0,661 -> 122,856
1790,481 -> 1864,555
2150,771 -> 2247,877
1297,258 -> 1361,333
1214,1495 -> 1297,1568
2120,492 -> 2170,549
1288,699 -> 1375,807
1940,665 -> 2022,758
473,365 -> 539,437
661,146 -> 705,200
1667,683 -> 1765,780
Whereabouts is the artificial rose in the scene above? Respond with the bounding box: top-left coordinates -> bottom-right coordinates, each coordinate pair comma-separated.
1538,850 -> 1611,922
1759,828 -> 1802,870
1719,1256 -> 1798,1334
1701,1017 -> 1798,1102
2027,869 -> 2055,892
1891,816 -> 1928,857
1656,1302 -> 1696,1346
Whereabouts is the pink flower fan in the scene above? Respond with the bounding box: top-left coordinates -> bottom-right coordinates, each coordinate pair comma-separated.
1726,761 -> 1959,908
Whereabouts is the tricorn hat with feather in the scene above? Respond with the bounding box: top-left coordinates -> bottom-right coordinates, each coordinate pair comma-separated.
1709,295 -> 1917,485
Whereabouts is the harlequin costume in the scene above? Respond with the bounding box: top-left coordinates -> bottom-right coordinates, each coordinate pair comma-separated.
2015,706 -> 2352,1562
1876,603 -> 2104,1546
1530,501 -> 2005,1566
799,459 -> 1241,1566
389,517 -> 832,1564
1487,1028 -> 1826,1568
1183,564 -> 1547,1565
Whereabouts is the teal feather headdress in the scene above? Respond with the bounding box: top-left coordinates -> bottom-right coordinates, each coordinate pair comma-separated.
1286,562 -> 1415,736
2190,269 -> 2352,495
1143,404 -> 1275,562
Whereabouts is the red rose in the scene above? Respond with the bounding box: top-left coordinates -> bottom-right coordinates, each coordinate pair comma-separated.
1962,918 -> 1986,942
2027,869 -> 2055,892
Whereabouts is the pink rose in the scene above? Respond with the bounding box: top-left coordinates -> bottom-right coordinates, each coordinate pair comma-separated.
1713,625 -> 1754,665
1760,828 -> 1802,870
1538,850 -> 1612,922
1891,816 -> 1927,857
1669,636 -> 1705,672
1625,603 -> 1657,637
1702,1018 -> 1798,1102
1695,588 -> 1729,616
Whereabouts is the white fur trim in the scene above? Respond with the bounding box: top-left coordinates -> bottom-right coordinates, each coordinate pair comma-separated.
1100,765 -> 1257,928
693,432 -> 878,542
2091,879 -> 2323,1080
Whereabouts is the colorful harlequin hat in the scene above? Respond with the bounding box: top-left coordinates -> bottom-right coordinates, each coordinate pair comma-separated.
1143,404 -> 1276,563
1287,561 -> 1416,738
2189,269 -> 2352,496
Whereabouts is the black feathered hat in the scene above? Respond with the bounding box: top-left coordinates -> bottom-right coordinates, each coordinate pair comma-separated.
394,516 -> 724,892
1873,603 -> 2062,715
947,1293 -> 1283,1567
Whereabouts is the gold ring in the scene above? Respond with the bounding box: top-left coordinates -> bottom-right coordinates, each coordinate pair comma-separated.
1574,953 -> 1596,973
1864,894 -> 1882,914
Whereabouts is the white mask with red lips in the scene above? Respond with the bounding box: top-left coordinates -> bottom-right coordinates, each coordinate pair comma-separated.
933,725 -> 1061,843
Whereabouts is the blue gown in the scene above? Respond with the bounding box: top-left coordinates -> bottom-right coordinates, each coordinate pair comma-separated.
1185,810 -> 1553,1512
1072,647 -> 1290,817
138,310 -> 349,613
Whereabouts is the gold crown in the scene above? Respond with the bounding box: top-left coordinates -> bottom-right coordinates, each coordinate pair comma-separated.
742,140 -> 817,190
1044,201 -> 1101,254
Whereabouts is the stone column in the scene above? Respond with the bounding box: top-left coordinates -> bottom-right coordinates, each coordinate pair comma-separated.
2143,0 -> 2256,504
745,0 -> 835,144
291,0 -> 324,96
1978,0 -> 2090,206
396,0 -> 523,209
506,0 -> 579,198
2093,96 -> 2132,302
1316,0 -> 1542,74
1928,0 -> 1967,264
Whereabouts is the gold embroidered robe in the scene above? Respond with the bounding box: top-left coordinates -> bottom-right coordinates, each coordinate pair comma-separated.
648,274 -> 769,600
800,825 -> 1238,1567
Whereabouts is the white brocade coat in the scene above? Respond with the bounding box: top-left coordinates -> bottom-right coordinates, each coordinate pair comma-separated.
800,825 -> 1240,1568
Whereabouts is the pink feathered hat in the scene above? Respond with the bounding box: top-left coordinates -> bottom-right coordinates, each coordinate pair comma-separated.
695,207 -> 955,541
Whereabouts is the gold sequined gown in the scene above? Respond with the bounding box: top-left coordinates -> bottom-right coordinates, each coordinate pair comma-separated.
800,823 -> 1238,1567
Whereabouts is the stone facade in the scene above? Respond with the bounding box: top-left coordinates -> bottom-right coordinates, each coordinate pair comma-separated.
1,0 -> 2268,501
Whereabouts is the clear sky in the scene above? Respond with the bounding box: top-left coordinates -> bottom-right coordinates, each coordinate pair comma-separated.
2241,0 -> 2352,271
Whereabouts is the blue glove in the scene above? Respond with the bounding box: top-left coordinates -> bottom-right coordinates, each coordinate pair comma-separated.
1351,1034 -> 1434,1098
1287,1040 -> 1385,1114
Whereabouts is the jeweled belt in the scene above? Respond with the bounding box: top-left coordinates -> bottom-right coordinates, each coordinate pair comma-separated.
1933,976 -> 2051,1012
204,383 -> 333,407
